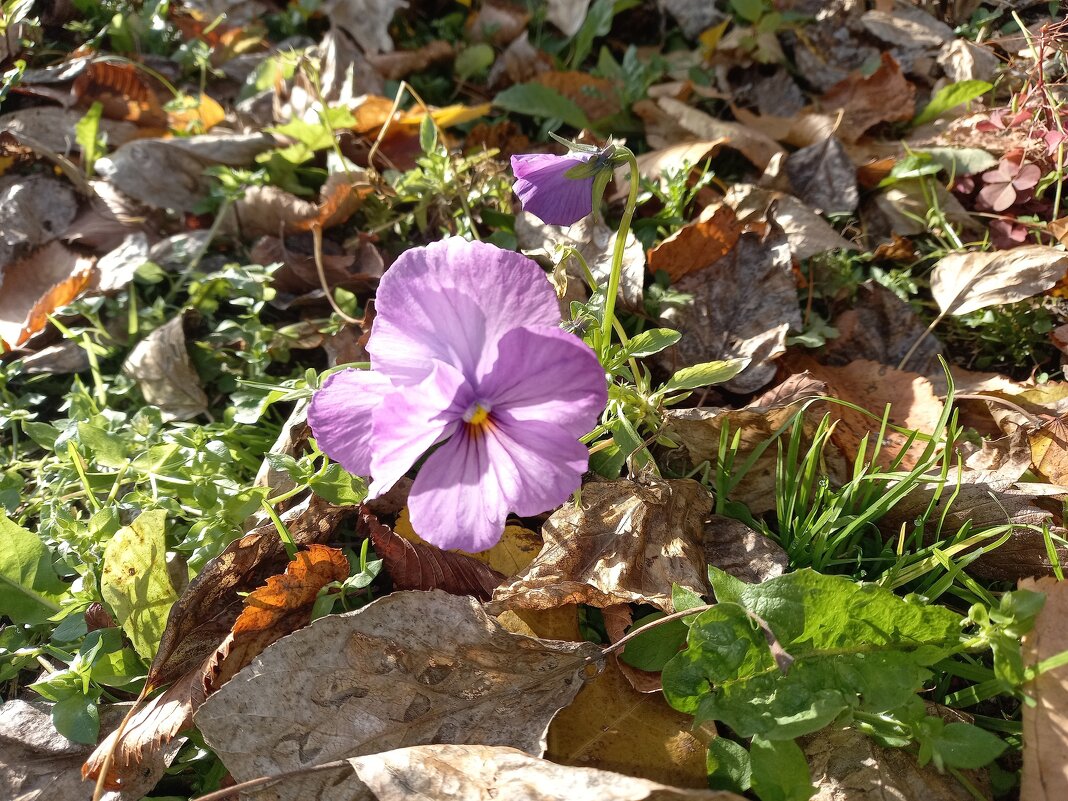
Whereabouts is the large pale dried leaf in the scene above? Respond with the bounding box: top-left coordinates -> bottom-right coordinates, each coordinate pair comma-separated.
1,700 -> 178,801
657,227 -> 801,394
730,106 -> 838,149
0,241 -> 95,350
122,315 -> 208,422
784,137 -> 858,215
820,53 -> 916,144
0,173 -> 78,270
724,184 -> 856,260
1029,419 -> 1068,489
95,133 -> 277,212
665,373 -> 842,515
1021,576 -> 1068,801
94,233 -> 150,294
491,479 -> 711,614
864,178 -> 982,242
860,7 -> 953,49
0,107 -> 141,156
647,205 -> 742,283
546,0 -> 591,36
705,515 -> 787,585
656,97 -> 785,170
804,725 -> 978,801
362,509 -> 505,600
547,657 -> 709,787
324,0 -> 408,53
63,180 -> 152,253
617,140 -> 725,197
194,590 -> 603,798
930,246 -> 1068,316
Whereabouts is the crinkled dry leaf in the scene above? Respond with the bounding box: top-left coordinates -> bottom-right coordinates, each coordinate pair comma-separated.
1029,419 -> 1068,489
820,53 -> 916,144
656,97 -> 785,170
860,6 -> 953,49
0,173 -> 78,270
657,227 -> 801,394
122,314 -> 208,422
647,205 -> 742,283
194,590 -> 603,797
0,107 -> 141,156
362,509 -> 505,601
724,183 -> 856,260
1,700 -> 179,801
1021,576 -> 1068,801
930,245 -> 1068,316
546,659 -> 710,787
72,60 -> 167,127
367,40 -> 455,80
705,515 -> 787,585
0,240 -> 95,350
491,478 -> 711,614
784,136 -> 858,215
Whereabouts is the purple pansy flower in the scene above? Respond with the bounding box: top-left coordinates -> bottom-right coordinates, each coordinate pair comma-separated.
308,237 -> 607,552
511,152 -> 595,226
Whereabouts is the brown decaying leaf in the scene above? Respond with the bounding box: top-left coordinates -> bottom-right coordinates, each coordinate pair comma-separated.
784,136 -> 859,215
533,71 -> 621,122
929,245 -> 1068,317
820,52 -> 916,144
362,509 -> 505,601
122,314 -> 208,422
83,544 -> 350,789
193,590 -> 604,798
602,604 -> 663,693
723,183 -> 857,261
657,226 -> 801,394
367,40 -> 455,80
72,61 -> 167,128
646,205 -> 742,283
1,700 -> 180,801
0,172 -> 79,271
1021,576 -> 1068,801
491,478 -> 711,614
0,240 -> 96,351
705,515 -> 788,585
654,96 -> 785,170
665,373 -> 844,515
0,107 -> 142,156
1028,418 -> 1068,489
466,2 -> 529,45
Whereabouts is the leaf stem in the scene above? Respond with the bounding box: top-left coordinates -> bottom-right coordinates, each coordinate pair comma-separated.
599,149 -> 640,360
599,603 -> 715,657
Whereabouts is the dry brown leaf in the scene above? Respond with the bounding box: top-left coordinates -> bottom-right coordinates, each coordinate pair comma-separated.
546,0 -> 591,36
498,604 -> 583,642
1028,419 -> 1068,489
471,524 -> 543,577
73,60 -> 167,128
820,53 -> 916,144
488,32 -> 553,88
466,2 -> 529,45
657,226 -> 801,394
618,140 -> 725,198
705,515 -> 787,585
864,179 -> 983,242
647,205 -> 742,283
656,96 -> 785,170
533,71 -> 621,122
930,246 -> 1068,316
339,744 -> 745,801
546,660 -> 710,787
367,40 -> 454,80
0,106 -> 142,156
362,509 -> 505,600
252,234 -> 383,301
664,373 -> 843,515
723,183 -> 857,260
730,106 -> 838,149
860,6 -> 953,49
0,173 -> 79,270
784,136 -> 858,215
19,340 -> 91,375
491,478 -> 711,614
1021,576 -> 1068,801
322,0 -> 406,53
0,240 -> 96,351
194,590 -> 603,798
122,314 -> 208,422
1,700 -> 179,801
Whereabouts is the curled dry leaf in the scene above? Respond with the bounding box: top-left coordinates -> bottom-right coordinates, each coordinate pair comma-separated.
72,60 -> 167,128
1,700 -> 180,801
0,240 -> 96,351
361,509 -> 505,601
83,544 -> 350,789
655,97 -> 785,171
930,245 -> 1068,316
657,226 -> 801,394
820,53 -> 916,144
1021,576 -> 1068,801
646,205 -> 742,283
194,590 -> 603,798
122,314 -> 208,422
724,183 -> 856,260
491,478 -> 711,614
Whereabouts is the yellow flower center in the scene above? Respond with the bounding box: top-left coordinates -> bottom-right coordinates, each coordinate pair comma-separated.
463,401 -> 494,435
467,405 -> 491,426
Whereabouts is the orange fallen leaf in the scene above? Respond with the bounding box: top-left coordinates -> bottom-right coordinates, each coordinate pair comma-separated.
647,205 -> 743,283
820,52 -> 916,144
167,93 -> 226,134
73,60 -> 168,128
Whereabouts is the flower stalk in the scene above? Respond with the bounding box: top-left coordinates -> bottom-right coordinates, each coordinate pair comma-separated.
599,147 -> 640,360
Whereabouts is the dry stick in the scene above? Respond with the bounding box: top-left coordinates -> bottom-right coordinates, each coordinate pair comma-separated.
189,603 -> 720,801
91,681 -> 153,801
311,223 -> 362,325
897,307 -> 947,372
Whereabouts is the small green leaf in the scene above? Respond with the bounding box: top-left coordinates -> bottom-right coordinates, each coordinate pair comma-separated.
708,736 -> 752,792
100,510 -> 180,661
75,101 -> 104,177
493,83 -> 591,131
455,43 -> 495,82
0,515 -> 66,624
927,722 -> 1007,770
621,328 -> 681,360
52,694 -> 100,745
731,0 -> 766,23
620,612 -> 688,671
913,80 -> 993,126
750,737 -> 814,801
660,358 -> 748,394
309,463 -> 368,505
418,114 -> 437,155
915,147 -> 997,177
77,422 -> 128,469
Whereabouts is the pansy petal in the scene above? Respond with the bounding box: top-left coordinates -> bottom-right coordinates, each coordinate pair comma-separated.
369,238 -> 560,384
511,153 -> 594,227
407,429 -> 509,552
368,360 -> 470,498
307,368 -> 393,477
484,417 -> 589,517
478,326 -> 606,438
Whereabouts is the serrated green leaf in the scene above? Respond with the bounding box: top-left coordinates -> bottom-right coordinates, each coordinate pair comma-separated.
0,515 -> 66,624
661,358 -> 748,394
493,83 -> 591,131
100,510 -> 179,662
750,737 -> 814,801
914,80 -> 993,126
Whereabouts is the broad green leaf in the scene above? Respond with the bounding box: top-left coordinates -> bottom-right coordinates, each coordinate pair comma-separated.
309,463 -> 368,505
663,570 -> 963,739
731,0 -> 766,22
0,515 -> 66,624
923,721 -> 1007,770
915,147 -> 997,177
660,358 -> 748,394
53,694 -> 100,745
101,509 -> 179,662
707,735 -> 752,792
77,422 -> 128,468
750,737 -> 814,801
621,328 -> 681,360
493,83 -> 591,131
913,80 -> 993,126
620,612 -> 688,671
455,43 -> 494,82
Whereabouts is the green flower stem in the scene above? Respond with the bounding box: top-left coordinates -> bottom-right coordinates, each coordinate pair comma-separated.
599,148 -> 640,359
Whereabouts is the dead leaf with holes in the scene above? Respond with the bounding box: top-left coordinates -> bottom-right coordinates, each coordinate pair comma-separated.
647,205 -> 743,283
820,53 -> 916,144
491,479 -> 711,614
193,590 -> 603,799
122,314 -> 208,422
657,226 -> 801,394
930,246 -> 1068,317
